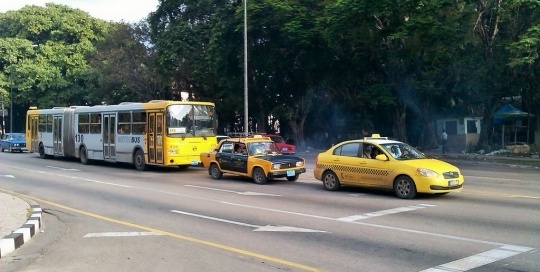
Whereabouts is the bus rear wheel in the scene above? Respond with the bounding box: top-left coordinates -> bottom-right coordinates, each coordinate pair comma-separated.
134,149 -> 147,171
80,146 -> 91,165
39,144 -> 49,159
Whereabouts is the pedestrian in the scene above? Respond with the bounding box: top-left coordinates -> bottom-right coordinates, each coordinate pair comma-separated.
441,129 -> 449,154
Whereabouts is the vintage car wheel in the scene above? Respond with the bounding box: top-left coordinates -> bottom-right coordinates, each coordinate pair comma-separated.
80,146 -> 91,165
286,174 -> 299,181
252,167 -> 268,185
209,163 -> 223,179
394,176 -> 417,199
134,149 -> 147,171
322,171 -> 341,191
0,146 -> 4,152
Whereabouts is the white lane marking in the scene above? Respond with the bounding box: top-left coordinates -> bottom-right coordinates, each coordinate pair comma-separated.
184,185 -> 281,196
30,170 -> 132,188
46,166 -> 81,171
421,245 -> 534,272
466,175 -> 520,182
337,204 -> 436,222
171,210 -> 326,233
1,174 -> 15,178
83,232 -> 163,237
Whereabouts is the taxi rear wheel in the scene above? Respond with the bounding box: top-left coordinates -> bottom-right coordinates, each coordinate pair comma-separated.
394,176 -> 417,199
210,163 -> 223,179
322,171 -> 340,191
252,167 -> 268,185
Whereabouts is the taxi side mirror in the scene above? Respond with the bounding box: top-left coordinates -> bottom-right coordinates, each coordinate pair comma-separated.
375,154 -> 388,161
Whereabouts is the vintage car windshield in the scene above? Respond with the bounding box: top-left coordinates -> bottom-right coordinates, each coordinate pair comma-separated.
380,142 -> 426,160
166,105 -> 216,137
268,136 -> 284,143
247,142 -> 280,155
6,133 -> 25,141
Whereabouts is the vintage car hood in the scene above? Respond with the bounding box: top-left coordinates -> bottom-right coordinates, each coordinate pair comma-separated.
5,140 -> 26,144
255,155 -> 303,163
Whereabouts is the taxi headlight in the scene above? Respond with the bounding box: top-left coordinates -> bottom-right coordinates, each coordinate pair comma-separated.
296,161 -> 304,167
417,168 -> 438,178
272,164 -> 281,170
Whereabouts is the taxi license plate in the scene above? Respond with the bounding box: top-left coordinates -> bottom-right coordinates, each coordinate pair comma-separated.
448,180 -> 458,186
287,170 -> 295,177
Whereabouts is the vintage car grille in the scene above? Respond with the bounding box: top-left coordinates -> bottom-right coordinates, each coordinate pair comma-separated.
442,171 -> 460,179
279,162 -> 296,169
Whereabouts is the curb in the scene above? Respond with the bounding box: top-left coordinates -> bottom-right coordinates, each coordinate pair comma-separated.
0,204 -> 43,258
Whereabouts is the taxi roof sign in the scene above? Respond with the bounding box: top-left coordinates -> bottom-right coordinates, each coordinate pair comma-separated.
364,134 -> 388,140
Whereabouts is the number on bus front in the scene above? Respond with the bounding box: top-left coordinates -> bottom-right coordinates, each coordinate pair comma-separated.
75,134 -> 84,143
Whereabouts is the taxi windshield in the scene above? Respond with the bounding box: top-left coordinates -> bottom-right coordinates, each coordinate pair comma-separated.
380,143 -> 426,160
247,142 -> 280,155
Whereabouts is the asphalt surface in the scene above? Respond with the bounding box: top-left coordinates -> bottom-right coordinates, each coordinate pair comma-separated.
0,149 -> 537,259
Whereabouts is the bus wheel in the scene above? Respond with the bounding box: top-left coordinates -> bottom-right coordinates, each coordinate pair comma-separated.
39,144 -> 48,159
80,146 -> 91,165
134,149 -> 147,171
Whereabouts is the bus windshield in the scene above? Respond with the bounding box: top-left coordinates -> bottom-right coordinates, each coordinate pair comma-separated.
166,104 -> 216,137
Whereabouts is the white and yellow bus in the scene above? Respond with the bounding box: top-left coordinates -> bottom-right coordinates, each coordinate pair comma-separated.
26,100 -> 218,170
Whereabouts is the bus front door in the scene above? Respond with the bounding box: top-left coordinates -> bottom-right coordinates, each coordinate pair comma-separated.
53,115 -> 63,155
29,115 -> 39,152
103,114 -> 116,160
147,112 -> 163,165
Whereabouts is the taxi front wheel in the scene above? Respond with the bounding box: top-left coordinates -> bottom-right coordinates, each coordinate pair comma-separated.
252,167 -> 268,185
394,176 -> 417,199
323,171 -> 341,191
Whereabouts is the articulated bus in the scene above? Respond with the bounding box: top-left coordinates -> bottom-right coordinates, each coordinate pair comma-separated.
26,100 -> 218,170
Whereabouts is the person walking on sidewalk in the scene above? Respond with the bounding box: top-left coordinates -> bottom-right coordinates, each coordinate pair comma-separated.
441,129 -> 449,154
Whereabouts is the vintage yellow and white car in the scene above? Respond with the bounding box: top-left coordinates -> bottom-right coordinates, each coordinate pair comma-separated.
314,135 -> 464,199
200,135 -> 306,184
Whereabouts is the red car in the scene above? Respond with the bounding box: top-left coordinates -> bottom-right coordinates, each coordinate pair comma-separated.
263,134 -> 296,154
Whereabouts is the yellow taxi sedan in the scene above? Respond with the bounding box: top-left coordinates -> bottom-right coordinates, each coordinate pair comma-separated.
314,135 -> 464,199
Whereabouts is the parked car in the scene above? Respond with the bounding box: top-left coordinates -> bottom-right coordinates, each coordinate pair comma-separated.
200,135 -> 306,184
263,134 -> 296,154
1,132 -> 27,153
314,134 -> 464,199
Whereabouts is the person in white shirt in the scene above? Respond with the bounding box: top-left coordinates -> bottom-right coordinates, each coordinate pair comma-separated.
441,129 -> 449,154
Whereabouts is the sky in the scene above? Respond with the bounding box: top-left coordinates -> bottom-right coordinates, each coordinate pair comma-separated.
0,0 -> 160,23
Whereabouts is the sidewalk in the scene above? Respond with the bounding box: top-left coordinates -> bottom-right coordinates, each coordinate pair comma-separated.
0,192 -> 43,258
423,149 -> 540,169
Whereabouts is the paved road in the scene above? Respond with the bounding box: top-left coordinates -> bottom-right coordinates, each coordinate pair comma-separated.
0,151 -> 539,272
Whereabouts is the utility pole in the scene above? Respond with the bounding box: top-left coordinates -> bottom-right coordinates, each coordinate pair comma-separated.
243,0 -> 249,136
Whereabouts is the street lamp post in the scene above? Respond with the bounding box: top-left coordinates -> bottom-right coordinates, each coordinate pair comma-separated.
9,56 -> 13,133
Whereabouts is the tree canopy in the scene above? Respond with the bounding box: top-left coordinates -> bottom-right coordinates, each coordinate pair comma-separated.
1,0 -> 539,150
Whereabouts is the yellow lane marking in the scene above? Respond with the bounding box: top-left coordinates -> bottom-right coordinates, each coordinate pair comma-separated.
461,190 -> 540,199
4,190 -> 324,272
